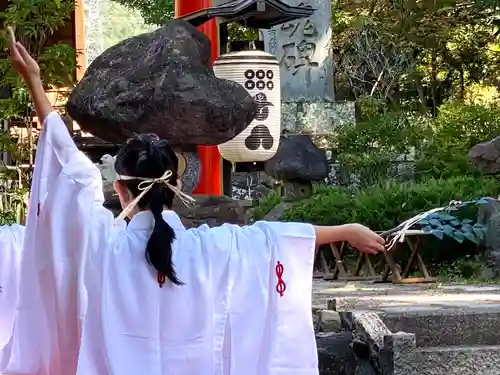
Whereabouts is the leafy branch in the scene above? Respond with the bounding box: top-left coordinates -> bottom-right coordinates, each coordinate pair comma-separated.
384,197 -> 492,250
0,0 -> 77,223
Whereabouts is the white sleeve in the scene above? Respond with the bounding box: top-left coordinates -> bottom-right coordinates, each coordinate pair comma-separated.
0,225 -> 24,353
250,222 -> 318,374
2,112 -> 113,374
200,221 -> 317,374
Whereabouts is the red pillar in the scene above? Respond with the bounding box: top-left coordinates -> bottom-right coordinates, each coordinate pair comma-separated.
175,0 -> 222,196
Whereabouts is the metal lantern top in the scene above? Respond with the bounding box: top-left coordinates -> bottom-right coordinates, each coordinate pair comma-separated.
214,49 -> 279,66
177,0 -> 315,29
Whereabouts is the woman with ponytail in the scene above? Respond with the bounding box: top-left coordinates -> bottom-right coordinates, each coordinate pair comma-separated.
113,135 -> 184,286
3,28 -> 385,375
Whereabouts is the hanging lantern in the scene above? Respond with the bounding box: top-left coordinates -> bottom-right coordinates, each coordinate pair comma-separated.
213,50 -> 280,163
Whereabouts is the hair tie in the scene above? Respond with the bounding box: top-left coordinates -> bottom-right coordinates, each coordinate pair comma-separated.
116,170 -> 195,221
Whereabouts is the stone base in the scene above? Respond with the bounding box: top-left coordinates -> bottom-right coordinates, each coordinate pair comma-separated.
103,190 -> 250,229
317,305 -> 500,375
174,194 -> 249,228
231,171 -> 275,200
316,331 -> 357,375
281,100 -> 355,134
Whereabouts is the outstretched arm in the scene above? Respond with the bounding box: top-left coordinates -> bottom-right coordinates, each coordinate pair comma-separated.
314,223 -> 385,254
7,26 -> 52,123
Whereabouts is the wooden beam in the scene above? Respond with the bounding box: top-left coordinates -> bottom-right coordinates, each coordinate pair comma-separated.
74,0 -> 86,81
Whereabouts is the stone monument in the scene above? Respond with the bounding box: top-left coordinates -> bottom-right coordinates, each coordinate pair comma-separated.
261,0 -> 354,135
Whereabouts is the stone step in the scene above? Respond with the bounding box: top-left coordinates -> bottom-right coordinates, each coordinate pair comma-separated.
382,307 -> 500,347
410,345 -> 500,375
314,284 -> 500,347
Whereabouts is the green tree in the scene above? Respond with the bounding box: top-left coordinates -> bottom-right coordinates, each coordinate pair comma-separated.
0,0 -> 76,120
100,0 -> 156,49
114,0 -> 500,114
110,0 -> 258,41
332,0 -> 500,113
0,0 -> 77,222
111,0 -> 173,25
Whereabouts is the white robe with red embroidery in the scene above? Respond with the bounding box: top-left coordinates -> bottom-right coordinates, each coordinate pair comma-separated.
1,112 -> 318,375
0,224 -> 24,367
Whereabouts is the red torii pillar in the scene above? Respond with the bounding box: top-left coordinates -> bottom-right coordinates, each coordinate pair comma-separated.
175,0 -> 222,196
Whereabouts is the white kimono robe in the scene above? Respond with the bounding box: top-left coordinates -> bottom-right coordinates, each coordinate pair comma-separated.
1,112 -> 318,375
0,224 -> 24,365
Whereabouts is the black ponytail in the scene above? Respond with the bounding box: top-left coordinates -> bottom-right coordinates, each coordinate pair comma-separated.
114,134 -> 183,286
146,187 -> 182,285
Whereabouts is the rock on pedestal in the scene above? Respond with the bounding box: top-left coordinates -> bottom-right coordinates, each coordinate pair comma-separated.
264,134 -> 328,181
264,134 -> 328,200
67,19 -> 256,146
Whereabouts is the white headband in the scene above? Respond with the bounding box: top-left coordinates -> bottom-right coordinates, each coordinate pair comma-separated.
116,170 -> 195,221
98,154 -> 195,221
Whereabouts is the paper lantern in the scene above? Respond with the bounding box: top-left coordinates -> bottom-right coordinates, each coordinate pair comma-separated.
213,50 -> 280,163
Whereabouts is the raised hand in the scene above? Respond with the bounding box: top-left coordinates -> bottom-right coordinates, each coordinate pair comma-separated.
7,26 -> 40,81
6,26 -> 51,121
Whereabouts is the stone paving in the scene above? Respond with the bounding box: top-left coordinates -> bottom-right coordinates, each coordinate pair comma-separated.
312,279 -> 500,313
312,280 -> 500,375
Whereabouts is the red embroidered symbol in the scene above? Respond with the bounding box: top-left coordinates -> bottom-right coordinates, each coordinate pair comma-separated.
275,261 -> 286,297
157,272 -> 166,288
37,202 -> 40,217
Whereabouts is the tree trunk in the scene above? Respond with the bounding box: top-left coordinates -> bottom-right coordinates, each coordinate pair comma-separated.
430,51 -> 438,117
414,76 -> 428,114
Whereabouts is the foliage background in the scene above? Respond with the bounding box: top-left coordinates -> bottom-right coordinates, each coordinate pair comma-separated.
0,0 -> 78,223
1,0 -> 500,278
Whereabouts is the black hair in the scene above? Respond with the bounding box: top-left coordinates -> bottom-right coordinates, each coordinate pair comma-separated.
114,134 -> 183,285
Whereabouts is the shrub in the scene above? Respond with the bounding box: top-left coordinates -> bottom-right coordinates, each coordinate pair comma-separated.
334,110 -> 430,185
282,176 -> 500,230
333,101 -> 500,184
283,176 -> 500,270
416,101 -> 500,179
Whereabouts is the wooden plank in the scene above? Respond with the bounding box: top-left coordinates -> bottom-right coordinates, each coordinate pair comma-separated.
405,237 -> 432,279
352,252 -> 378,280
338,275 -> 380,281
74,0 -> 86,81
395,277 -> 438,284
381,246 -> 402,283
381,234 -> 436,284
331,242 -> 347,279
319,251 -> 330,274
313,246 -> 332,279
401,237 -> 420,278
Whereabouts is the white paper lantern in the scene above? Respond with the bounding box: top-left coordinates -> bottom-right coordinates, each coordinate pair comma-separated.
213,50 -> 280,163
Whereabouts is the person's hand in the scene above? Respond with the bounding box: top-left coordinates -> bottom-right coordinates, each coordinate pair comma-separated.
343,223 -> 385,254
7,26 -> 40,82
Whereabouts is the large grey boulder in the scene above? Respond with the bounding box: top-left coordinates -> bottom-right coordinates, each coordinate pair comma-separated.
468,136 -> 500,174
67,19 -> 256,146
264,135 -> 329,181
